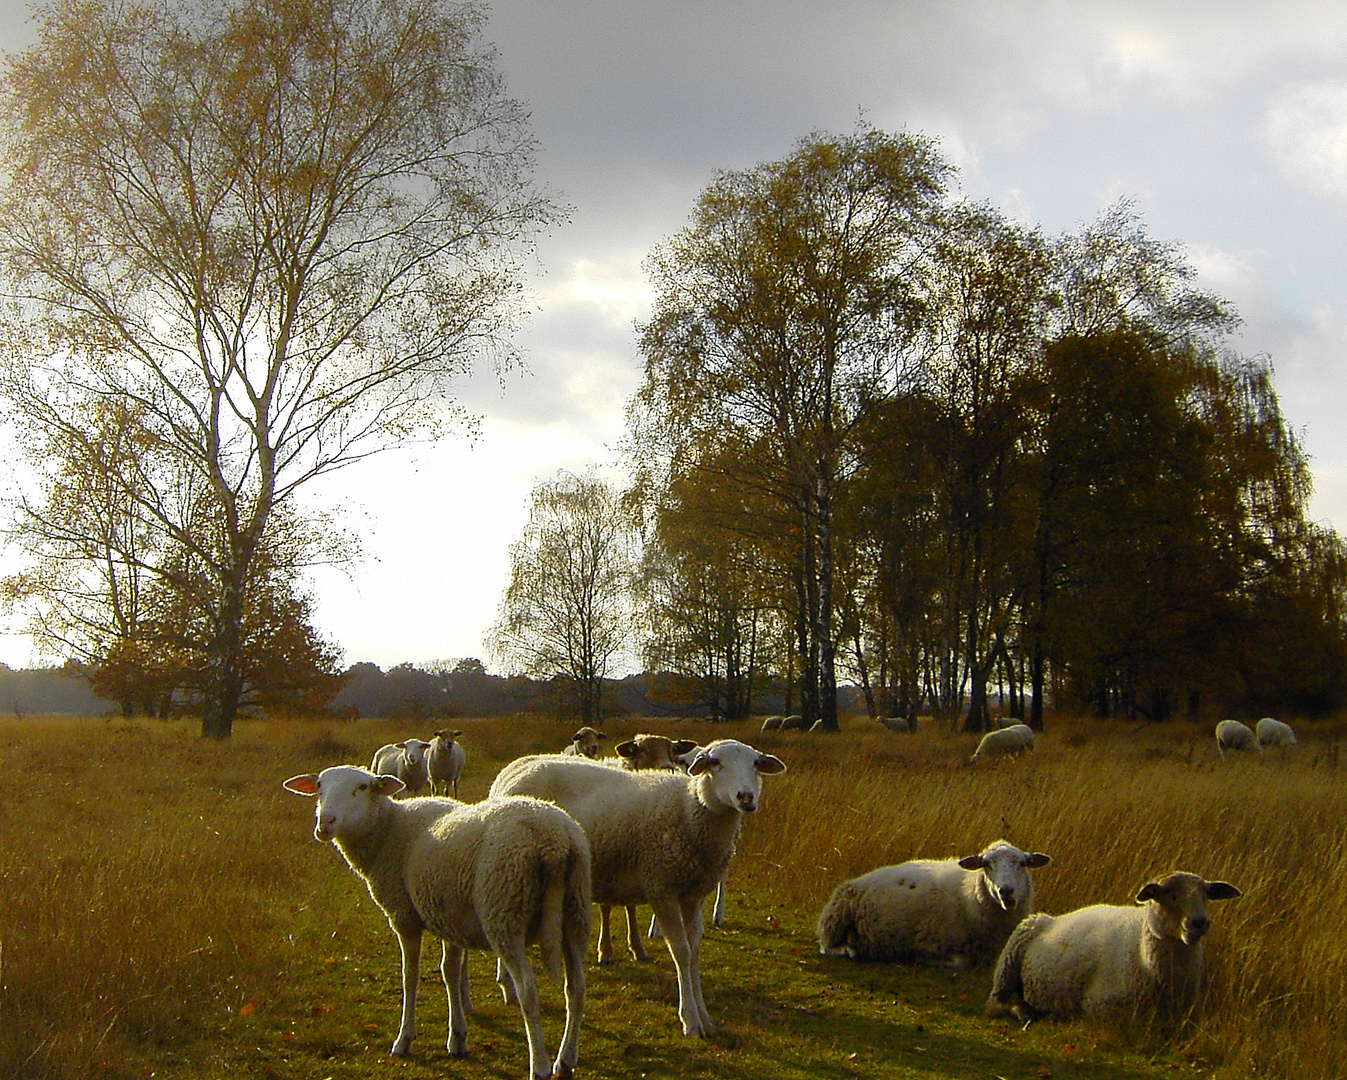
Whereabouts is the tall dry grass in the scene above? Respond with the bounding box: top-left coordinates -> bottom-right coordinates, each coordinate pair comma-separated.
0,710 -> 1342,1078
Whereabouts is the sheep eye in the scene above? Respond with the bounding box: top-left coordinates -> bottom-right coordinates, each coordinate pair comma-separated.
357,782 -> 368,792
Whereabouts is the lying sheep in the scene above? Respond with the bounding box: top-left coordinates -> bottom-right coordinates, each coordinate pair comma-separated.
283,766 -> 591,1080
371,738 -> 432,796
562,726 -> 607,758
987,871 -> 1241,1021
1215,719 -> 1258,754
426,729 -> 467,798
1255,717 -> 1297,749
817,839 -> 1051,968
971,724 -> 1034,762
490,739 -> 786,1037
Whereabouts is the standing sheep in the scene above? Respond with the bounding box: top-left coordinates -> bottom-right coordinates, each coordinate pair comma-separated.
371,738 -> 432,796
562,726 -> 607,758
876,716 -> 913,733
760,716 -> 783,732
778,714 -> 807,731
426,729 -> 467,797
1255,717 -> 1297,748
817,840 -> 1051,968
1215,719 -> 1258,754
971,724 -> 1035,762
490,739 -> 786,1037
283,766 -> 591,1080
987,871 -> 1241,1020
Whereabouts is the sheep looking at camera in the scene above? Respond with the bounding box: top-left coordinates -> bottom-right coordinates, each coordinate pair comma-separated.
561,726 -> 606,759
283,765 -> 591,1080
371,738 -> 431,796
987,870 -> 1240,1021
426,729 -> 466,798
817,839 -> 1051,968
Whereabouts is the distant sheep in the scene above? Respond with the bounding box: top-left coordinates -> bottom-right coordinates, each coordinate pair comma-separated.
426,729 -> 466,798
1255,717 -> 1297,749
876,716 -> 913,733
778,715 -> 807,731
562,726 -> 607,759
817,839 -> 1051,968
283,765 -> 591,1079
971,724 -> 1034,762
987,871 -> 1241,1020
490,739 -> 786,1037
760,716 -> 783,732
1215,719 -> 1258,754
371,739 -> 431,796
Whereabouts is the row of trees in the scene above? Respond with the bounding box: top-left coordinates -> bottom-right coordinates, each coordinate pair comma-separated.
493,129 -> 1347,731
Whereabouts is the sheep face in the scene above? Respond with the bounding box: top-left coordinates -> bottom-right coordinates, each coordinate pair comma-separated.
615,734 -> 699,771
958,841 -> 1051,914
283,766 -> 403,843
397,738 -> 431,767
430,729 -> 461,747
569,726 -> 607,758
686,739 -> 787,814
1135,872 -> 1241,946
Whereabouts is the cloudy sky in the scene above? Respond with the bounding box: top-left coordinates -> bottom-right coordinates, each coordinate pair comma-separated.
3,0 -> 1347,671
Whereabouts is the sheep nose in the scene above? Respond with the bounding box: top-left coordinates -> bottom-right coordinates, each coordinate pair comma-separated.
736,790 -> 757,812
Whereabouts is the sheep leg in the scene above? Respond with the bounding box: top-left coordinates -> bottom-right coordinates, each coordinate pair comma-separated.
648,896 -> 713,1037
439,942 -> 469,1056
596,903 -> 615,964
624,905 -> 650,961
647,912 -> 662,939
551,923 -> 587,1079
497,945 -> 550,1080
391,925 -> 422,1056
711,876 -> 727,928
495,956 -> 519,1004
680,894 -> 714,1034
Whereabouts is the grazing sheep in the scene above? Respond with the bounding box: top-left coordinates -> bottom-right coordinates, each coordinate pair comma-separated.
971,724 -> 1035,762
817,839 -> 1051,968
1215,719 -> 1258,754
283,765 -> 591,1080
760,716 -> 783,732
371,738 -> 432,796
778,714 -> 807,731
562,726 -> 607,759
876,716 -> 913,733
426,729 -> 467,798
987,871 -> 1241,1021
993,715 -> 1021,730
1255,717 -> 1297,749
490,739 -> 787,1037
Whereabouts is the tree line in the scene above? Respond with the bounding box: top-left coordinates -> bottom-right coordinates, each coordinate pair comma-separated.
493,129 -> 1347,732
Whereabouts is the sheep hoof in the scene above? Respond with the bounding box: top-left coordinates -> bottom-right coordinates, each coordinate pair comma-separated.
551,1065 -> 574,1080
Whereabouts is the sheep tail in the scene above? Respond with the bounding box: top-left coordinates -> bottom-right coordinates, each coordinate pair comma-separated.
816,882 -> 860,956
987,912 -> 1048,1016
539,832 -> 593,986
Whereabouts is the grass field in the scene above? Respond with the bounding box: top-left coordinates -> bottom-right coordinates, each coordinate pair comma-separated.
0,710 -> 1342,1079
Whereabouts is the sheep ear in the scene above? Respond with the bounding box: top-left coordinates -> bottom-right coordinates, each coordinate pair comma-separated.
686,750 -> 719,775
372,775 -> 405,797
958,855 -> 986,871
395,741 -> 407,749
283,774 -> 319,796
597,731 -> 608,740
755,753 -> 787,775
453,730 -> 463,737
672,739 -> 699,757
1023,853 -> 1052,869
1136,882 -> 1168,904
1205,881 -> 1242,901
615,740 -> 638,759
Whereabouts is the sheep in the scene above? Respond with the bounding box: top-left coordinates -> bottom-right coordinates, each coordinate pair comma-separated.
561,726 -> 607,758
1255,717 -> 1297,749
987,871 -> 1241,1021
426,729 -> 467,797
817,839 -> 1051,968
760,716 -> 783,732
971,724 -> 1034,762
778,714 -> 807,731
876,715 -> 913,733
489,739 -> 787,1037
282,766 -> 590,1080
1215,719 -> 1258,754
371,738 -> 432,795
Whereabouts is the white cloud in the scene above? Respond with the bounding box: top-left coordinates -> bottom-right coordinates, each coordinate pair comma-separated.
1263,80 -> 1347,201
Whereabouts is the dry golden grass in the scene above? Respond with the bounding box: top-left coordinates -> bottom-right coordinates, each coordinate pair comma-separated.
0,710 -> 1341,1079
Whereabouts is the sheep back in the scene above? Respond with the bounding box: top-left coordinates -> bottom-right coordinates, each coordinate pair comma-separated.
1255,717 -> 1296,748
1216,720 -> 1258,753
972,725 -> 1034,761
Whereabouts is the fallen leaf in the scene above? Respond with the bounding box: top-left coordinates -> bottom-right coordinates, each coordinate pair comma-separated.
237,1001 -> 256,1017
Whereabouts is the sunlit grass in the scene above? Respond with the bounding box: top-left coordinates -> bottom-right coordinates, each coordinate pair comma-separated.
0,711 -> 1341,1078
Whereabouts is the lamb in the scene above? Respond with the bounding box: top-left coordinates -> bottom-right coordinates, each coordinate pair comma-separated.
283,765 -> 590,1080
489,739 -> 787,1037
817,839 -> 1051,968
971,724 -> 1034,762
426,729 -> 467,797
1255,717 -> 1297,749
561,726 -> 607,758
987,871 -> 1241,1021
1215,719 -> 1258,754
371,738 -> 432,795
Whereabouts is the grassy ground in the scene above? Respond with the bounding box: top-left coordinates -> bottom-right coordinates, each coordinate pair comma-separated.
0,710 -> 1341,1079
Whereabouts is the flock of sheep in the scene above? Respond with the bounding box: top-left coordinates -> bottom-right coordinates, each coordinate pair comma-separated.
282,715 -> 1271,1079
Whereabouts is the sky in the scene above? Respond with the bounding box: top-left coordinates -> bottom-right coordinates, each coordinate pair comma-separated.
3,0 -> 1347,672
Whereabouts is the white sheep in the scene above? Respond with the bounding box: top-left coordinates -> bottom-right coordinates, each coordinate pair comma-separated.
1255,717 -> 1297,749
426,729 -> 467,797
778,714 -> 807,731
817,839 -> 1051,968
760,716 -> 783,732
1215,719 -> 1258,754
489,739 -> 786,1037
876,715 -> 913,733
371,738 -> 431,795
987,871 -> 1241,1020
971,724 -> 1035,762
561,726 -> 607,758
283,765 -> 591,1080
